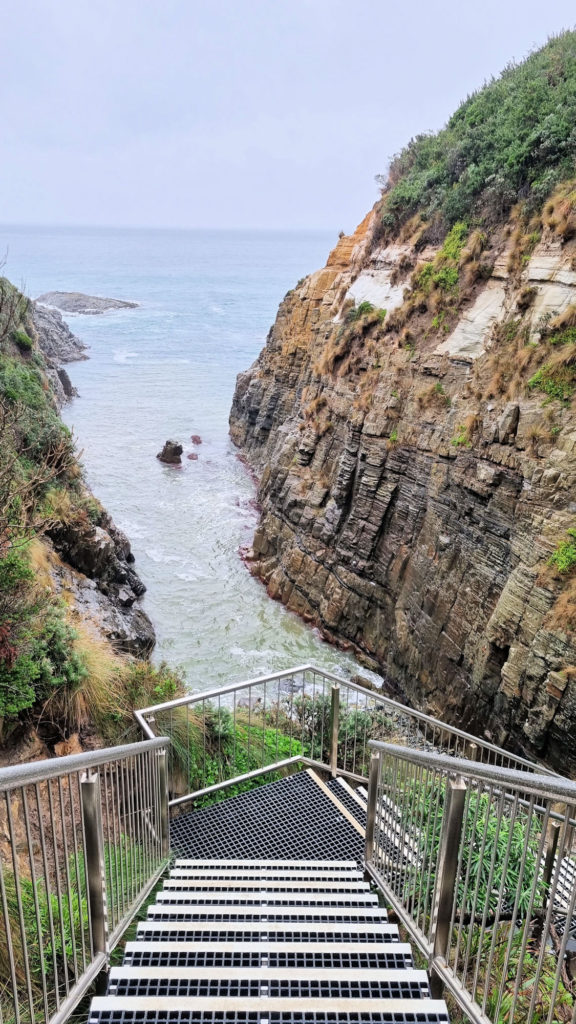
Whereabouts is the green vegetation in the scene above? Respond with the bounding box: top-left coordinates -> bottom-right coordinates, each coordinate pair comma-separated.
12,330 -> 34,353
347,301 -> 387,323
548,529 -> 576,574
414,222 -> 468,294
379,31 -> 576,236
528,364 -> 575,402
451,424 -> 472,448
404,777 -> 544,918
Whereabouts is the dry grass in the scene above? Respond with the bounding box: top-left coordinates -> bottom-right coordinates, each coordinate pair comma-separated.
516,285 -> 538,311
416,381 -> 451,410
27,538 -> 53,588
541,181 -> 576,242
547,576 -> 576,633
549,303 -> 576,332
41,624 -> 122,735
526,423 -> 553,450
459,229 -> 487,265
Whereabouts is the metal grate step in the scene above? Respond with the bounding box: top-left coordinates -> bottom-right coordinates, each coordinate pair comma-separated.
165,870 -> 364,880
157,889 -> 378,905
122,942 -> 414,970
107,967 -> 430,1000
136,921 -> 400,943
169,772 -> 364,862
88,997 -> 450,1023
146,906 -> 388,923
165,878 -> 370,891
173,860 -> 358,869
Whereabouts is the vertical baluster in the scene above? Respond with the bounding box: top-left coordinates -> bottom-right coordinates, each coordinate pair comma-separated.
47,776 -> 70,998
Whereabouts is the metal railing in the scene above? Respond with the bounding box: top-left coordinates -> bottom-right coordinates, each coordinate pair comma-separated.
134,664 -> 555,809
0,736 -> 169,1024
364,741 -> 576,1024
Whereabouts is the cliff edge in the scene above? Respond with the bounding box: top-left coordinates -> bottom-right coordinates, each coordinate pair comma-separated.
231,32 -> 576,773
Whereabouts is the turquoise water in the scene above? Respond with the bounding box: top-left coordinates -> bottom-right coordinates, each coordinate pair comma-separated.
1,226 -> 379,689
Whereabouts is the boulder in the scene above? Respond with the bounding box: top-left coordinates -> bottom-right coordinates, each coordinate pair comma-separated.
157,440 -> 183,464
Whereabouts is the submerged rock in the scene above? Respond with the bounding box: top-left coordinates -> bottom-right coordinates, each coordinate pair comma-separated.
190,434 -> 203,444
157,440 -> 183,464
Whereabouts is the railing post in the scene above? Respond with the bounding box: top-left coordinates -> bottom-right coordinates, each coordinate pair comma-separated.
429,775 -> 467,998
329,684 -> 340,778
364,750 -> 382,868
81,769 -> 108,991
157,748 -> 170,858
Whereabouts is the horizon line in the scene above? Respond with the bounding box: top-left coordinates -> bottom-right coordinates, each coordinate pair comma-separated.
0,221 -> 341,235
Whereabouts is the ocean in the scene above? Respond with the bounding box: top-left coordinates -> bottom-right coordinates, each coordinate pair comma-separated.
1,225 -> 377,689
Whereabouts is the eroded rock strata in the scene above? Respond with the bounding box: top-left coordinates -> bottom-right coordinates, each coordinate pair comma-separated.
231,211 -> 576,773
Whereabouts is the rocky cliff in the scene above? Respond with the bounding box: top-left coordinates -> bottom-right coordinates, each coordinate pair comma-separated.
230,35 -> 576,773
30,295 -> 155,655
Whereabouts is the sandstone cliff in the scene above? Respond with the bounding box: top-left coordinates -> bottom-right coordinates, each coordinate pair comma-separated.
230,28 -> 576,773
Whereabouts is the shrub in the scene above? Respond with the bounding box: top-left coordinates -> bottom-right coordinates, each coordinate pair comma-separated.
548,529 -> 576,574
12,330 -> 33,353
528,364 -> 575,402
378,32 -> 576,235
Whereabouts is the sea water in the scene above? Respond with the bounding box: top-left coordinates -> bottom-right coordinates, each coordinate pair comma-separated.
1,226 -> 378,689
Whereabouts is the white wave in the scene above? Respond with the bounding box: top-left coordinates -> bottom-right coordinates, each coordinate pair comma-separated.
113,349 -> 139,363
145,548 -> 183,565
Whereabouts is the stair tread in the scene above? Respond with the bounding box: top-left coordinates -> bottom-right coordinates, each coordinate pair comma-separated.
173,859 -> 357,867
166,878 -> 369,889
124,941 -> 412,954
147,905 -> 388,918
158,888 -> 377,903
137,921 -> 399,936
109,967 -> 427,981
89,996 -> 448,1011
167,870 -> 363,879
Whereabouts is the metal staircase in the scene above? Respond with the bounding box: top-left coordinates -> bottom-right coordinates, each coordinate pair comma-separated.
83,771 -> 450,1022
87,856 -> 450,1023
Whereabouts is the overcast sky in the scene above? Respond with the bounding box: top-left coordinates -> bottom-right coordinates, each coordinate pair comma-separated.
1,1 -> 574,231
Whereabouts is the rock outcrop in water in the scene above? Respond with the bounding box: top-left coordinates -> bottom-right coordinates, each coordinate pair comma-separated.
230,35 -> 576,773
36,291 -> 138,314
157,440 -> 183,464
31,302 -> 88,406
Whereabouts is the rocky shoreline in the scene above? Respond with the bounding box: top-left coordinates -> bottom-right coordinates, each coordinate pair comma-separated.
31,297 -> 156,656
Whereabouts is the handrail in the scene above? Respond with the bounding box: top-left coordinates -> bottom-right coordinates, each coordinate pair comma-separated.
0,735 -> 169,789
367,740 -> 575,801
364,739 -> 576,1024
0,735 -> 170,1024
135,664 -> 558,814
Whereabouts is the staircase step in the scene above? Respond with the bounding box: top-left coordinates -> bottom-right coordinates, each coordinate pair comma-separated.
88,996 -> 450,1022
173,859 -> 358,868
334,778 -> 368,810
166,876 -> 370,890
167,872 -> 362,880
136,920 -> 400,941
158,887 -> 378,905
145,905 -> 388,922
122,941 -> 414,969
107,966 -> 430,999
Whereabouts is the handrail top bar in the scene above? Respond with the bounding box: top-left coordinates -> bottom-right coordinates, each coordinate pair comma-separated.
368,740 -> 576,801
0,736 -> 169,791
134,662 -> 555,776
135,663 -> 320,716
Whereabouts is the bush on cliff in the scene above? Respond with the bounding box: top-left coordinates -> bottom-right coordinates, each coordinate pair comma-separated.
379,31 -> 576,236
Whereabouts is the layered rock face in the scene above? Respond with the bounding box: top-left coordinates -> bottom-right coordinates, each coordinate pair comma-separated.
32,299 -> 155,655
231,212 -> 576,774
